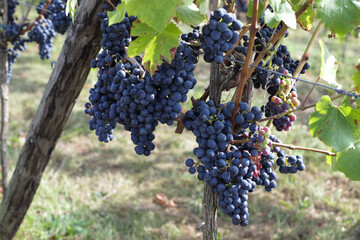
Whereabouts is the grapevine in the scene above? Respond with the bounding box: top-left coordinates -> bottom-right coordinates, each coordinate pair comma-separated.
1,0 -> 74,194
82,0 -> 360,229
0,0 -> 359,238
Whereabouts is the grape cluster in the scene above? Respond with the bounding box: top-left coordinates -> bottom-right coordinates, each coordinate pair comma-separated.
224,0 -> 249,14
48,0 -> 72,34
183,101 -> 256,226
5,22 -> 27,81
38,0 -> 72,34
237,24 -> 310,95
183,98 -> 307,225
6,0 -> 74,81
276,150 -> 305,174
235,23 -> 311,132
85,4 -> 200,155
181,26 -> 201,42
201,8 -> 243,63
86,42 -> 199,155
98,3 -> 137,57
262,77 -> 300,131
151,42 -> 199,125
236,0 -> 249,13
85,3 -> 137,144
115,63 -> 158,156
7,0 -> 19,23
86,50 -> 118,143
27,19 -> 56,59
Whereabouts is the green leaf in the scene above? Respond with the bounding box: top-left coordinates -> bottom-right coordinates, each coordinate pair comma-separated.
336,140 -> 360,181
309,95 -> 360,152
247,0 -> 265,19
125,0 -> 184,32
65,0 -> 77,22
264,0 -> 297,29
176,2 -> 206,26
319,40 -> 341,88
128,22 -> 181,75
289,0 -> 315,31
107,3 -> 126,26
315,0 -> 360,36
353,68 -> 360,93
326,148 -> 338,171
197,0 -> 209,15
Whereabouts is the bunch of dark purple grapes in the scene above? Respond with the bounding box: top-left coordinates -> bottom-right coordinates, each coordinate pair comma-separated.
201,8 -> 243,63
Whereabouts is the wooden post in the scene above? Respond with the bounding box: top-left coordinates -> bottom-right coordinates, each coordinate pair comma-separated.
202,2 -> 253,239
0,0 -> 120,238
202,1 -> 221,239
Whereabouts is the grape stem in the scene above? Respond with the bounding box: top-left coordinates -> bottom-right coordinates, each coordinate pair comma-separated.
229,0 -> 236,12
175,87 -> 210,134
290,21 -> 323,90
243,0 -> 313,82
231,0 -> 259,130
20,0 -> 35,26
230,140 -> 337,156
259,93 -> 346,122
230,0 -> 312,124
225,26 -> 249,58
17,0 -> 53,36
301,76 -> 320,107
106,0 -> 116,10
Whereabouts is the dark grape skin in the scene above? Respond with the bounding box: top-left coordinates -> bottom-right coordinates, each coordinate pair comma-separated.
183,100 -> 274,226
37,0 -> 72,34
183,101 -> 253,226
48,0 -> 72,34
201,8 -> 243,64
239,23 -> 310,132
184,99 -> 305,226
7,0 -> 74,82
27,19 -> 56,60
86,4 -> 201,155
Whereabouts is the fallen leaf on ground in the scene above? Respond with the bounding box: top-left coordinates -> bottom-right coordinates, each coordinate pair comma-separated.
155,193 -> 177,208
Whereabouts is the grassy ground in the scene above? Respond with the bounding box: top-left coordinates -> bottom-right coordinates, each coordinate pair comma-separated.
1,23 -> 360,240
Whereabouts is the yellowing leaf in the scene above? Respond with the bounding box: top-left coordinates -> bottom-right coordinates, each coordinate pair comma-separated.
128,22 -> 181,75
107,3 -> 126,26
65,0 -> 77,23
289,0 -> 315,31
